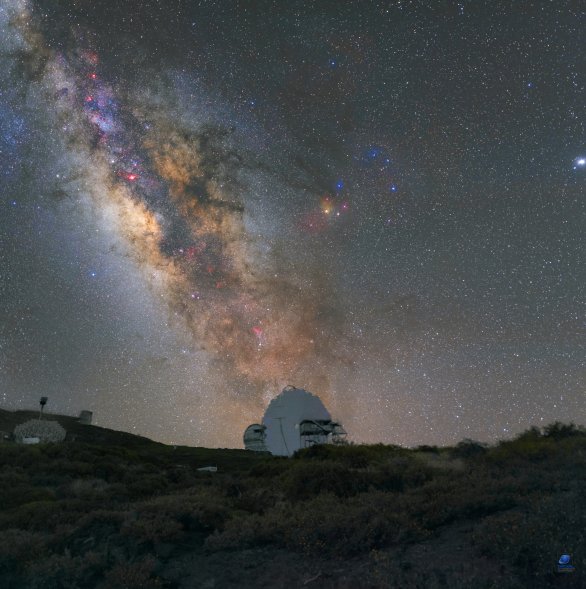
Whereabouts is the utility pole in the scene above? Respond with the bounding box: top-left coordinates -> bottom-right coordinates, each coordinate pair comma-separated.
39,397 -> 48,421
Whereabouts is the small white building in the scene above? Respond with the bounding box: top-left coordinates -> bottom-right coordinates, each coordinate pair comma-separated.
22,437 -> 41,445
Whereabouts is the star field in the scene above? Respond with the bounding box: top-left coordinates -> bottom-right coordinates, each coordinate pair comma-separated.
0,0 -> 584,447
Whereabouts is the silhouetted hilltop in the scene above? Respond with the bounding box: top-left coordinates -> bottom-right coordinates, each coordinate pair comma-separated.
0,408 -> 160,449
0,407 -> 262,471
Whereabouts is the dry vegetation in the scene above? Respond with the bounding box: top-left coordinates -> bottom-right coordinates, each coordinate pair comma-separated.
0,422 -> 584,588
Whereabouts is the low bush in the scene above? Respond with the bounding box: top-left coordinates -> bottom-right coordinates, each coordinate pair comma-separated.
415,444 -> 440,454
369,456 -> 436,492
0,529 -> 48,572
542,421 -> 586,441
451,439 -> 489,460
280,460 -> 367,500
0,445 -> 46,468
121,512 -> 184,544
63,509 -> 126,554
22,550 -> 105,589
487,437 -> 555,465
473,490 -> 586,581
103,556 -> 162,589
0,498 -> 98,534
0,485 -> 56,510
207,490 -> 430,557
125,474 -> 169,498
247,458 -> 290,478
294,442 -> 406,468
67,478 -> 110,501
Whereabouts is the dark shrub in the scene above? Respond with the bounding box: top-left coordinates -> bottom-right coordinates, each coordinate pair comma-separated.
415,445 -> 440,454
207,491 -> 429,557
451,439 -> 489,460
487,437 -> 553,465
281,460 -> 367,500
0,501 -> 56,532
121,512 -> 184,544
514,425 -> 542,442
248,458 -> 290,478
473,490 -> 586,582
368,454 -> 437,494
22,551 -> 105,589
542,421 -> 586,441
0,485 -> 56,510
126,474 -> 169,498
294,443 -> 405,468
103,556 -> 162,589
0,529 -> 48,572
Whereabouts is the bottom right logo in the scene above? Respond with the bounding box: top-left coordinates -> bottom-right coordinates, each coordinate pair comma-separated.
557,554 -> 575,573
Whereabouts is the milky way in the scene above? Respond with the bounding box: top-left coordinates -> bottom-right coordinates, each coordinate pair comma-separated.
1,0 -> 584,447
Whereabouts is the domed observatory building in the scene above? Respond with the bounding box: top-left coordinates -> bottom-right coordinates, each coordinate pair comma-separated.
243,386 -> 347,456
243,424 -> 268,452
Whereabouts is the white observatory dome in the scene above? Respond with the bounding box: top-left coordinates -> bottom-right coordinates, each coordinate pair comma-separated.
262,386 -> 331,456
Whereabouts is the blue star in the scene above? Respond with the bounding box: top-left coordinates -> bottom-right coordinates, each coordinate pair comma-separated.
336,179 -> 344,191
390,183 -> 398,192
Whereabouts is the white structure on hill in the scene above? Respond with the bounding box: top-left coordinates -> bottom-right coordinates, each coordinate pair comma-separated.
14,419 -> 66,444
243,386 -> 347,456
78,410 -> 93,424
243,424 -> 268,452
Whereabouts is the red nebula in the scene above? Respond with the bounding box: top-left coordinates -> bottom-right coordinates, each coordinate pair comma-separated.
83,51 -> 99,65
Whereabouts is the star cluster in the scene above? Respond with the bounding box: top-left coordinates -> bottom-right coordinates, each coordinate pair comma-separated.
0,0 -> 584,447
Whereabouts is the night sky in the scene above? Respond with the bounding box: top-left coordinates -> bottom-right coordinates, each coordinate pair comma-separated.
1,0 -> 584,448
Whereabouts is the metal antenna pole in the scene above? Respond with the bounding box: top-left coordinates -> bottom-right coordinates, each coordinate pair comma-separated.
39,397 -> 48,421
